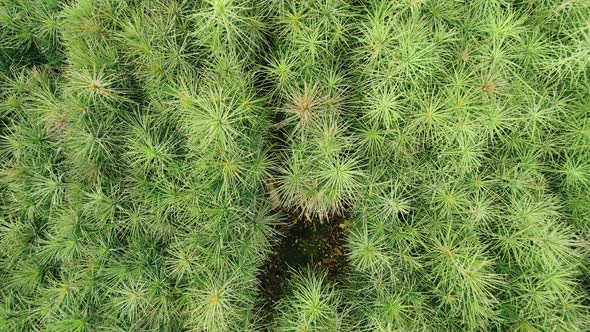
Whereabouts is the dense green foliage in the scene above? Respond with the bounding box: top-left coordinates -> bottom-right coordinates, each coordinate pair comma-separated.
1,0 -> 589,331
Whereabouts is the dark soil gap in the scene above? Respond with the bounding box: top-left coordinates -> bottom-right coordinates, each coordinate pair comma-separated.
255,210 -> 349,326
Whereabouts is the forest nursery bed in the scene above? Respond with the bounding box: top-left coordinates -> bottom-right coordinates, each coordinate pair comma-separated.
1,0 -> 589,331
